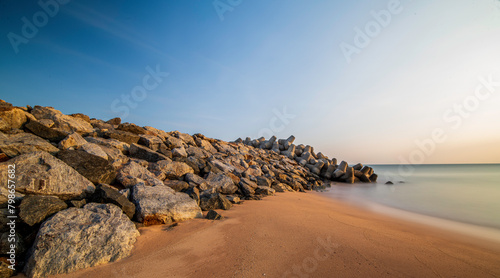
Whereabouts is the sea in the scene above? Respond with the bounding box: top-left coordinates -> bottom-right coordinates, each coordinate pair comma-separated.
324,164 -> 500,238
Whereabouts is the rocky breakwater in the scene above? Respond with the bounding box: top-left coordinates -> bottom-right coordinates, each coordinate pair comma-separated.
0,100 -> 377,277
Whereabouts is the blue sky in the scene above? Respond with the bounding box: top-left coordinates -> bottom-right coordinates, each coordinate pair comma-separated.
1,0 -> 500,164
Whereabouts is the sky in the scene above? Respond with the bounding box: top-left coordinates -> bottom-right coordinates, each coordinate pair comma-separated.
1,0 -> 500,164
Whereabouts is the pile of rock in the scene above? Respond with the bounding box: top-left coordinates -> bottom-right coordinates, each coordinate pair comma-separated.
0,100 -> 377,278
236,135 -> 378,184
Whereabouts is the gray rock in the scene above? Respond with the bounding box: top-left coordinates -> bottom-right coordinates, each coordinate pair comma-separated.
255,186 -> 275,196
200,193 -> 232,211
206,172 -> 238,194
56,150 -> 116,185
132,184 -> 202,225
239,178 -> 257,196
93,184 -> 135,219
0,232 -> 25,255
148,159 -> 194,180
256,176 -> 271,187
0,151 -> 95,199
184,173 -> 207,186
117,161 -> 164,188
19,195 -> 68,226
206,210 -> 223,220
225,195 -> 240,204
0,132 -> 59,157
25,203 -> 139,278
129,143 -> 170,163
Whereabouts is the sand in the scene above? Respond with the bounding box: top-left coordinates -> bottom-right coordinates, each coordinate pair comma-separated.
44,191 -> 500,278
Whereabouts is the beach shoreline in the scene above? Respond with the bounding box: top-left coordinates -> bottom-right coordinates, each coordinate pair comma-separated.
41,191 -> 500,278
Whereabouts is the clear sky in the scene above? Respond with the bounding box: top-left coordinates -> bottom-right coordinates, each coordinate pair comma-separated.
1,0 -> 500,164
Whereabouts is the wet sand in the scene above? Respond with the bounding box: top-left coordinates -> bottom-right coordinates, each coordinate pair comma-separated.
49,191 -> 500,278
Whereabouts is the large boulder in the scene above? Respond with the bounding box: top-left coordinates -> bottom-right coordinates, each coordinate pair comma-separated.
132,184 -> 202,225
0,151 -> 95,199
239,178 -> 258,196
25,203 -> 139,278
199,193 -> 232,211
79,143 -> 108,160
116,161 -> 164,188
0,101 -> 28,131
93,184 -> 136,219
148,160 -> 194,180
205,172 -> 238,194
129,143 -> 170,163
30,106 -> 93,133
25,120 -> 69,142
56,150 -> 116,185
0,132 -> 59,157
19,195 -> 68,226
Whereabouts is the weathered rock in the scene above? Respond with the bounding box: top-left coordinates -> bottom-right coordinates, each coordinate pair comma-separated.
172,146 -> 188,158
225,195 -> 240,204
205,172 -> 238,194
117,161 -> 164,188
30,106 -> 93,133
256,176 -> 271,187
117,123 -> 147,135
80,143 -> 108,160
271,182 -> 294,193
93,184 -> 135,219
25,203 -> 139,278
70,113 -> 90,123
0,258 -> 14,277
171,131 -> 196,146
184,186 -> 200,205
0,132 -> 59,157
163,135 -> 186,149
255,186 -> 276,196
164,180 -> 190,192
98,145 -> 129,169
25,120 -> 69,142
0,232 -> 24,255
132,184 -> 202,225
106,117 -> 121,125
206,210 -> 223,220
56,150 -> 116,185
185,146 -> 210,158
70,199 -> 86,208
58,132 -> 88,150
19,195 -> 68,226
85,137 -> 130,154
195,138 -> 217,154
148,160 -> 194,180
138,135 -> 167,152
101,130 -> 140,145
129,143 -> 169,163
0,103 -> 28,132
200,193 -> 232,211
0,151 -> 95,199
239,178 -> 257,196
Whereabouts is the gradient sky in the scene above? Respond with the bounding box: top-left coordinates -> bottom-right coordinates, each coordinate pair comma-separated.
1,0 -> 500,164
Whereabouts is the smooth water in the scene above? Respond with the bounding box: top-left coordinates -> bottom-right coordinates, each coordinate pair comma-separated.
324,164 -> 500,230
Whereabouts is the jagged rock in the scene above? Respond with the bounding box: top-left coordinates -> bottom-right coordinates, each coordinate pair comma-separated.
0,232 -> 25,255
25,203 -> 140,278
0,103 -> 28,131
70,113 -> 90,123
255,186 -> 275,196
129,143 -> 169,163
132,184 -> 202,225
93,184 -> 135,219
184,173 -> 207,186
271,182 -> 294,193
195,138 -> 217,154
171,131 -> 196,146
164,135 -> 186,149
0,132 -> 59,157
106,117 -> 121,125
172,146 -> 188,158
70,199 -> 86,208
25,120 -> 69,142
99,145 -> 130,169
101,130 -> 140,145
256,176 -> 271,187
239,178 -> 257,196
0,258 -> 14,277
206,210 -> 223,220
117,123 -> 147,135
185,146 -> 210,158
243,165 -> 263,177
57,150 -> 116,185
138,134 -> 167,152
206,172 -> 238,194
80,143 -> 108,160
19,195 -> 68,226
0,151 -> 94,199
85,137 -> 130,154
225,195 -> 240,204
58,132 -> 88,150
117,161 -> 164,188
200,193 -> 232,211
164,180 -> 190,192
185,186 -> 200,205
30,106 -> 93,133
148,159 -> 194,180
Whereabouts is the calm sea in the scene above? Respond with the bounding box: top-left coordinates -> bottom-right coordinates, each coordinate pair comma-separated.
324,164 -> 500,230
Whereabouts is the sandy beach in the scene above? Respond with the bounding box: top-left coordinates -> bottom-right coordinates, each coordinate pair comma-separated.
44,191 -> 500,278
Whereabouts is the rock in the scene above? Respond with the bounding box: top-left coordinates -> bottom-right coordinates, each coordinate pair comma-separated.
184,173 -> 207,186
138,135 -> 167,152
69,113 -> 91,123
106,117 -> 121,125
93,184 -> 136,219
70,199 -> 86,208
164,180 -> 190,192
0,151 -> 95,199
0,232 -> 25,255
271,182 -> 293,193
58,132 -> 88,150
25,120 -> 69,142
80,143 -> 108,160
19,195 -> 68,226
117,161 -> 164,188
0,132 -> 59,157
200,193 -> 232,211
0,258 -> 14,278
129,143 -> 170,163
171,131 -> 196,146
385,181 -> 394,185
30,106 -> 93,133
195,138 -> 217,154
206,210 -> 223,220
98,145 -> 129,169
256,176 -> 271,187
132,184 -> 202,225
0,104 -> 28,131
85,137 -> 130,154
255,186 -> 275,196
225,195 -> 240,204
101,130 -> 140,145
243,165 -> 263,177
239,178 -> 257,196
172,146 -> 188,158
148,160 -> 194,180
117,123 -> 147,135
56,150 -> 116,185
369,174 -> 378,182
0,154 -> 7,162
163,135 -> 186,149
185,146 -> 210,158
206,172 -> 238,194
25,203 -> 139,278
337,161 -> 348,172
184,186 -> 200,205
